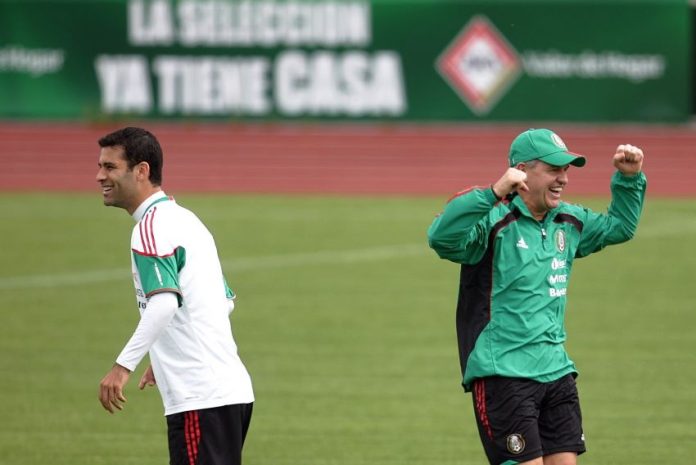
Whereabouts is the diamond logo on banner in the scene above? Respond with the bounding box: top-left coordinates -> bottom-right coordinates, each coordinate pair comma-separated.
436,16 -> 521,115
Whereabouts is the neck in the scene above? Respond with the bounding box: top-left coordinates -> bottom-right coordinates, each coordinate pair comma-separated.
518,192 -> 548,221
126,186 -> 162,215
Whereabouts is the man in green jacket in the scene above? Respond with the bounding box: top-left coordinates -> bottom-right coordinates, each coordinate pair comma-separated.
427,128 -> 646,465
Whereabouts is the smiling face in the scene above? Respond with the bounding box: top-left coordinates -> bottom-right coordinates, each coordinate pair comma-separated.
96,146 -> 145,214
517,160 -> 570,220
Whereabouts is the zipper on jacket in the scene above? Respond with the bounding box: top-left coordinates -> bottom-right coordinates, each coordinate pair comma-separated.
541,227 -> 548,250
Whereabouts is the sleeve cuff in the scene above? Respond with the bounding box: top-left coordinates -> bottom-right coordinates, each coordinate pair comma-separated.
115,358 -> 136,373
612,171 -> 647,188
484,186 -> 500,203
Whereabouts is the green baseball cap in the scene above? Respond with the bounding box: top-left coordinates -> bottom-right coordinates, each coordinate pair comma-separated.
509,128 -> 586,167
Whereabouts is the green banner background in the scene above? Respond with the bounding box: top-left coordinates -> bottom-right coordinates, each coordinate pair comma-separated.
0,0 -> 690,122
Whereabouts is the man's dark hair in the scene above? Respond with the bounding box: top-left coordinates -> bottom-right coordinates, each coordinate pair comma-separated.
98,127 -> 163,186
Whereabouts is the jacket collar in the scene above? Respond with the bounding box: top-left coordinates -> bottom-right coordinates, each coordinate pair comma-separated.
510,194 -> 561,222
131,191 -> 169,222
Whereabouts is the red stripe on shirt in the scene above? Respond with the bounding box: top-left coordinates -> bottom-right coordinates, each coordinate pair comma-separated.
131,248 -> 177,258
147,207 -> 158,255
446,185 -> 489,204
138,219 -> 151,255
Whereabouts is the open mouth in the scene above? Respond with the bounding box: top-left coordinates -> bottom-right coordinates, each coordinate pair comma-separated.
549,187 -> 562,199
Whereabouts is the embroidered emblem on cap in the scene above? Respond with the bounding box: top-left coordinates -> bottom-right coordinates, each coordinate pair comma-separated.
551,133 -> 567,149
506,434 -> 526,454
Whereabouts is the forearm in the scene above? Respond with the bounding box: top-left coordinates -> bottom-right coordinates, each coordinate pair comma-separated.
576,171 -> 647,257
428,187 -> 497,261
116,292 -> 178,371
607,171 -> 647,241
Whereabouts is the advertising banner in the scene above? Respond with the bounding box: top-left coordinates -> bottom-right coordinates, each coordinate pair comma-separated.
0,0 -> 690,122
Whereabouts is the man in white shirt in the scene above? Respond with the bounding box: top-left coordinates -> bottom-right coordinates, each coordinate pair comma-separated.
97,127 -> 254,465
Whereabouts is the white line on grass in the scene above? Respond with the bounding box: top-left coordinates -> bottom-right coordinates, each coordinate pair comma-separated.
0,243 -> 427,290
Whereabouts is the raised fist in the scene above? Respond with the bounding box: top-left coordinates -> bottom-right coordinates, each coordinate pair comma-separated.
492,168 -> 529,198
613,144 -> 644,176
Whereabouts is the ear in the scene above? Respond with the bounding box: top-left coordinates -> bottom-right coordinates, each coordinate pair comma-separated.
515,163 -> 527,172
135,161 -> 151,182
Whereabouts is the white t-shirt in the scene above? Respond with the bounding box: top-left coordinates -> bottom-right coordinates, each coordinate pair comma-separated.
116,192 -> 254,415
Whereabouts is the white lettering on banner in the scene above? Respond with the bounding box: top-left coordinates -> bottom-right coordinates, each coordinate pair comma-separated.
102,2 -> 406,117
435,16 -> 672,115
275,50 -> 405,116
549,288 -> 567,297
129,0 -> 175,46
174,0 -> 369,47
551,258 -> 567,270
95,55 -> 152,113
548,274 -> 567,284
523,50 -> 665,83
0,46 -> 64,76
153,56 -> 270,114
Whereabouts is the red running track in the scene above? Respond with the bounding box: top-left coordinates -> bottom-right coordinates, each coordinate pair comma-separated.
0,122 -> 693,196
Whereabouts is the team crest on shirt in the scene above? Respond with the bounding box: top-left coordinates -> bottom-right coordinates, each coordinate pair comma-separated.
506,433 -> 526,454
555,230 -> 566,253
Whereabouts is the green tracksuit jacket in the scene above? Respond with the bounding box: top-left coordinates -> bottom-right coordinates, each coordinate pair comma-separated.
428,171 -> 646,390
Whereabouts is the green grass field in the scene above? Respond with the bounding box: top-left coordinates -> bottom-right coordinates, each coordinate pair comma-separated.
1,193 -> 694,465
